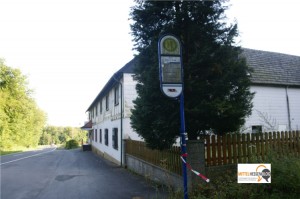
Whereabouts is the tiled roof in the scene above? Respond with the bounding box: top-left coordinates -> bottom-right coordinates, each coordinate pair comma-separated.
242,48 -> 300,86
115,58 -> 136,74
80,120 -> 92,130
86,49 -> 300,112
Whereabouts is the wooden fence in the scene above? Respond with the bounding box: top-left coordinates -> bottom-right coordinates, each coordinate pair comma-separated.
205,131 -> 300,166
125,131 -> 300,175
125,140 -> 182,175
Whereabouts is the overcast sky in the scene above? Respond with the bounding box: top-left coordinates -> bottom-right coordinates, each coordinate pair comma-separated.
1,0 -> 299,127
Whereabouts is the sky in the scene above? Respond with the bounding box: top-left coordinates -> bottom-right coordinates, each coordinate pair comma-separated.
1,0 -> 299,127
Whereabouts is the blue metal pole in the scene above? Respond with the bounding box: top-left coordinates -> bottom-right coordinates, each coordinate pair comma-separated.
180,93 -> 188,199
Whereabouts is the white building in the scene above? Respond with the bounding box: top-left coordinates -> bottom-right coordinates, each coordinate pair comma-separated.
85,59 -> 141,165
242,49 -> 300,133
85,49 -> 300,165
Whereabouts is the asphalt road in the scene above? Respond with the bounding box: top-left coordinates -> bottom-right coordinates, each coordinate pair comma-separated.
1,148 -> 168,199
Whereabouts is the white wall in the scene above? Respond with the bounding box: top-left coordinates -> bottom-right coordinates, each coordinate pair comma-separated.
89,73 -> 141,163
122,74 -> 142,140
244,85 -> 300,132
288,87 -> 300,130
91,119 -> 121,162
123,74 -> 137,118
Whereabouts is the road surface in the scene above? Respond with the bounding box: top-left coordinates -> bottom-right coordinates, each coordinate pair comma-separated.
1,147 -> 168,199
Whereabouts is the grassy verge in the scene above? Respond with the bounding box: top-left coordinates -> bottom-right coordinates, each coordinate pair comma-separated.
0,150 -> 23,156
0,145 -> 53,156
0,146 -> 35,156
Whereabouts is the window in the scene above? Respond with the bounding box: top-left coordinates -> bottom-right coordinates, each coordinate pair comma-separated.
112,128 -> 118,150
105,129 -> 109,146
252,125 -> 262,134
95,129 -> 97,142
106,95 -> 109,111
99,129 -> 102,143
100,100 -> 102,114
114,85 -> 119,106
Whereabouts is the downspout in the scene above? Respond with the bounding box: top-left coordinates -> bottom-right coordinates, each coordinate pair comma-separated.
285,86 -> 291,131
120,80 -> 123,166
113,74 -> 123,167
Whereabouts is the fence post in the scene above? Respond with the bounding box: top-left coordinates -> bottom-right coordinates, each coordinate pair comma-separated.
187,140 -> 206,189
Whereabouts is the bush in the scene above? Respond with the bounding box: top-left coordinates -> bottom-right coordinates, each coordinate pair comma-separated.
65,139 -> 79,149
169,152 -> 300,199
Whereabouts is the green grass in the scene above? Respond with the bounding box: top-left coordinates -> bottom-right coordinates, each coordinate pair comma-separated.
0,150 -> 23,156
0,146 -> 33,156
0,145 -> 53,156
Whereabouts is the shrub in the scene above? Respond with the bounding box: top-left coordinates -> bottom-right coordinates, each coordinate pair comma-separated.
65,139 -> 79,149
169,152 -> 300,199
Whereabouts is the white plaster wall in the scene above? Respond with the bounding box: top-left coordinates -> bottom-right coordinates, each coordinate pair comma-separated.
123,74 -> 138,118
91,119 -> 121,162
244,85 -> 300,132
90,80 -> 122,162
123,117 -> 143,141
288,87 -> 300,130
122,74 -> 142,141
90,73 -> 142,163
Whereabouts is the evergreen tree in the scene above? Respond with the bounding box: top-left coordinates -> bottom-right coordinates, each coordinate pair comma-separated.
130,0 -> 253,149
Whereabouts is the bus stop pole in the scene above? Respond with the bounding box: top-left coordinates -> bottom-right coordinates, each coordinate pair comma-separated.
180,93 -> 188,199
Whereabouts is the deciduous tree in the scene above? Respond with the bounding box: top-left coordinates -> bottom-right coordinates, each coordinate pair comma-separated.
0,59 -> 46,150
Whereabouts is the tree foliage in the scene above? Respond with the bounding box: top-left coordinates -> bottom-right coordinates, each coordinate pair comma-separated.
65,139 -> 79,149
39,125 -> 87,145
129,0 -> 254,149
0,59 -> 46,150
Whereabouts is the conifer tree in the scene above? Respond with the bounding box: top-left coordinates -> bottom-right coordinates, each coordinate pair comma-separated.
130,0 -> 253,149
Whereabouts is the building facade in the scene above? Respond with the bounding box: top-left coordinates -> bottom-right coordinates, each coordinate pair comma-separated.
84,49 -> 300,165
85,59 -> 140,165
242,49 -> 300,133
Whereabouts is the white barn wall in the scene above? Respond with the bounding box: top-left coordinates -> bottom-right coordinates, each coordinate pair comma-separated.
288,88 -> 300,130
244,85 -> 300,132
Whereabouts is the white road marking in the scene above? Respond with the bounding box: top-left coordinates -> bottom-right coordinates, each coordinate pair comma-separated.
13,154 -> 23,157
0,148 -> 57,166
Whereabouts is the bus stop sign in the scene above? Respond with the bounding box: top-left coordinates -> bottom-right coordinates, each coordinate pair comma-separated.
158,35 -> 183,98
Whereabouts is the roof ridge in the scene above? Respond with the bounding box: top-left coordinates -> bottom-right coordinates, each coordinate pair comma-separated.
242,48 -> 300,58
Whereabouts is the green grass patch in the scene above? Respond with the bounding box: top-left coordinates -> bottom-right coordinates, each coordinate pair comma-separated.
0,150 -> 23,156
0,146 -> 35,156
0,145 -> 54,156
